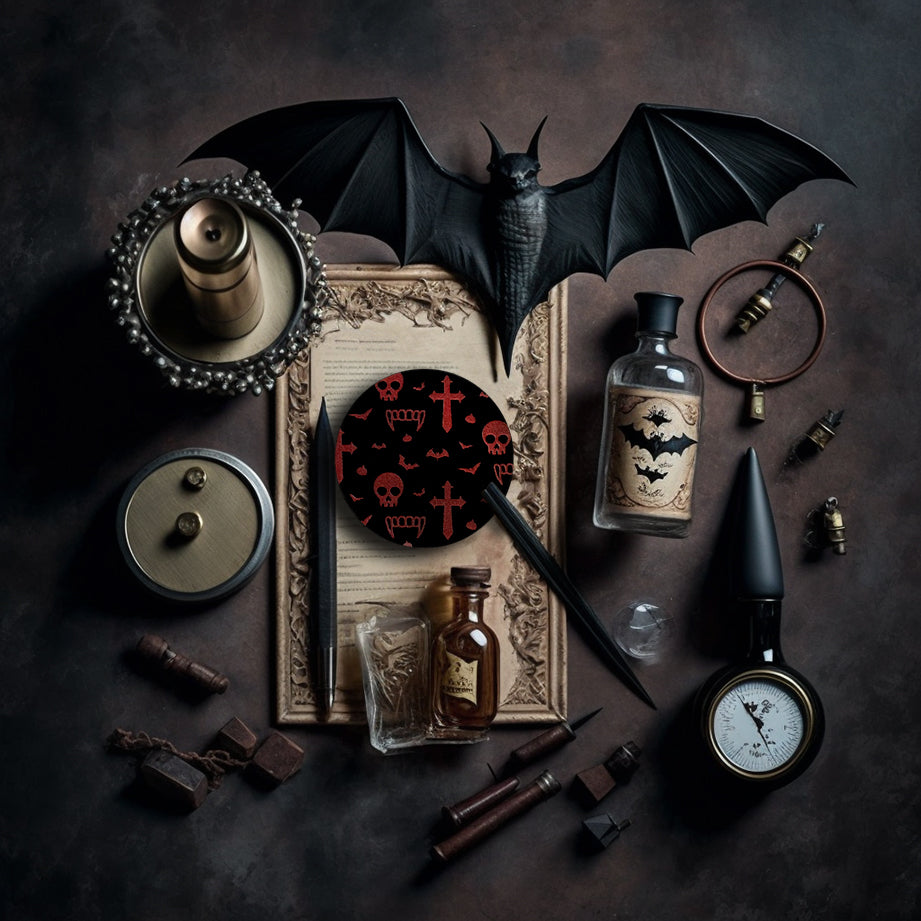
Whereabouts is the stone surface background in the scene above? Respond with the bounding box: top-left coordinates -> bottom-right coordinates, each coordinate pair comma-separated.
1,2 -> 917,919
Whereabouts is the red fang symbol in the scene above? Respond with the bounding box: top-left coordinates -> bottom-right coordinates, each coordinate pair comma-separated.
429,375 -> 465,432
482,420 -> 511,455
494,462 -> 515,485
375,372 -> 403,402
430,480 -> 466,540
373,472 -> 403,507
385,515 -> 426,541
386,407 -> 426,431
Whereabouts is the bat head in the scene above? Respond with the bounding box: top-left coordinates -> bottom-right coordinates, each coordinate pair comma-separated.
482,117 -> 547,194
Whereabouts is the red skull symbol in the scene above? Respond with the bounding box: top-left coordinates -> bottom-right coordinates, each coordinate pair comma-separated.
373,472 -> 403,507
482,420 -> 511,456
375,373 -> 404,402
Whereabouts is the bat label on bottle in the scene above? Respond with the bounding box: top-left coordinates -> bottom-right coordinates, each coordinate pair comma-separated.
603,389 -> 700,518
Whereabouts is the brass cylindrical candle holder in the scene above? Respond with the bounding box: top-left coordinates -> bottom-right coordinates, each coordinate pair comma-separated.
174,197 -> 265,339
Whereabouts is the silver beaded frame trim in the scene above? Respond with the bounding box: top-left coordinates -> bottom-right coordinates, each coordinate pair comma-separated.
106,171 -> 327,396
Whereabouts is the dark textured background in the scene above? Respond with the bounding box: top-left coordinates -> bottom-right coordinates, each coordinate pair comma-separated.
2,2 -> 918,919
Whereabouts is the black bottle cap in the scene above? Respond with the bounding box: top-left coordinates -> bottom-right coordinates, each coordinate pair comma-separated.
634,292 -> 683,336
732,447 -> 784,600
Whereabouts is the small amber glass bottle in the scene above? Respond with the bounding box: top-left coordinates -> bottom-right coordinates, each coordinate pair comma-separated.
431,566 -> 499,731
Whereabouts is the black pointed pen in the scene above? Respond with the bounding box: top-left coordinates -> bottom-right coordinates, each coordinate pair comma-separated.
312,398 -> 338,715
482,484 -> 655,709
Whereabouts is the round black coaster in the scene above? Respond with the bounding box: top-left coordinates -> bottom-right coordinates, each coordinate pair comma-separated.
336,369 -> 514,547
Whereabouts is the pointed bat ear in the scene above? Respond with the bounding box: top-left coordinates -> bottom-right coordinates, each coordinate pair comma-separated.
527,116 -> 548,161
481,122 -> 506,169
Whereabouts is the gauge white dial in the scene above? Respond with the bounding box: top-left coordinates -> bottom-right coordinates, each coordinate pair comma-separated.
708,672 -> 810,775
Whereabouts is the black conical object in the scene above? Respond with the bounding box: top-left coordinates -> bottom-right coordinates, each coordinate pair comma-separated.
732,447 -> 784,600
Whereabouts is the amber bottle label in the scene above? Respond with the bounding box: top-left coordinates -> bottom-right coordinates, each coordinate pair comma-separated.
440,651 -> 479,705
603,388 -> 700,519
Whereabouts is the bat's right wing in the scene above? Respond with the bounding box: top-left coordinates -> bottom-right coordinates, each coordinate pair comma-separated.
184,98 -> 493,297
542,103 -> 852,284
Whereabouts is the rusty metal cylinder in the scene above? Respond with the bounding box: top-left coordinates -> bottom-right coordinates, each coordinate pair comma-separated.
442,776 -> 521,828
136,634 -> 229,694
431,771 -> 561,863
174,197 -> 265,339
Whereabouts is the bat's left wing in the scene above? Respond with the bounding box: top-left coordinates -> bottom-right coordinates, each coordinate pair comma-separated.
539,103 -> 853,288
183,98 -> 493,298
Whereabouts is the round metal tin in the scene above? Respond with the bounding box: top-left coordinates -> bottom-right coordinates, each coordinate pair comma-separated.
117,448 -> 274,603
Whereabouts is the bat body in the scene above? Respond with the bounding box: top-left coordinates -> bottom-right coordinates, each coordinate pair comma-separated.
186,98 -> 851,373
635,464 -> 668,484
618,424 -> 697,460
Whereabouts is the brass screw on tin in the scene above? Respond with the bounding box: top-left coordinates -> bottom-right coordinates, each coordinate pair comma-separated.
175,511 -> 203,540
183,466 -> 208,490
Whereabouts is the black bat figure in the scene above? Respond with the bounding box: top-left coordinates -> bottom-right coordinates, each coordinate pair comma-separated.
184,98 -> 852,374
618,423 -> 697,460
634,464 -> 668,483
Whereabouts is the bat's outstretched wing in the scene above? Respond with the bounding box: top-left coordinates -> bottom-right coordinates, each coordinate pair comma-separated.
184,98 -> 493,297
540,103 -> 853,286
185,99 -> 851,376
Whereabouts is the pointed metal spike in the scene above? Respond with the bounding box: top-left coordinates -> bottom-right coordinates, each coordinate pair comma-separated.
568,707 -> 603,732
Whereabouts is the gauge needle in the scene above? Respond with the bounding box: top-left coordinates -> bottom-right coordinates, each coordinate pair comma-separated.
738,695 -> 776,761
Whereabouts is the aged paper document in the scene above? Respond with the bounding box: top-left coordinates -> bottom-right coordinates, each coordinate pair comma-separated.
275,265 -> 567,725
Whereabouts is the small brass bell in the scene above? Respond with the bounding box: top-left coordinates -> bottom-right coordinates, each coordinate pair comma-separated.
822,497 -> 847,555
787,409 -> 844,465
805,496 -> 847,555
747,383 -> 766,422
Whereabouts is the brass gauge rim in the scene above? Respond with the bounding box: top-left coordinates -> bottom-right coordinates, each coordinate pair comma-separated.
116,447 -> 274,603
702,665 -> 824,785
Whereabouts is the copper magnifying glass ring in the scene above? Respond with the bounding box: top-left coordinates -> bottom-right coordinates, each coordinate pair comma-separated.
697,259 -> 827,385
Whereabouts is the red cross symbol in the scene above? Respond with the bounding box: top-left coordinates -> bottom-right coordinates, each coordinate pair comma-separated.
430,480 -> 466,540
429,375 -> 465,432
335,429 -> 357,483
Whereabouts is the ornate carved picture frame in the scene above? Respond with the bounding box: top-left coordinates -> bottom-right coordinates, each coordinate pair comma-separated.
274,265 -> 567,724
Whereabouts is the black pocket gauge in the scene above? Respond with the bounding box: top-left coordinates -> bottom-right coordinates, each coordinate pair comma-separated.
694,448 -> 824,788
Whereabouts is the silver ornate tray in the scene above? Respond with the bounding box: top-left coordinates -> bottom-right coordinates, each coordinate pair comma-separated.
106,172 -> 327,396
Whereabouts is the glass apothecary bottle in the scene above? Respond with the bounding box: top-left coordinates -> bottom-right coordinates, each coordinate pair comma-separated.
593,292 -> 703,538
431,566 -> 499,731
